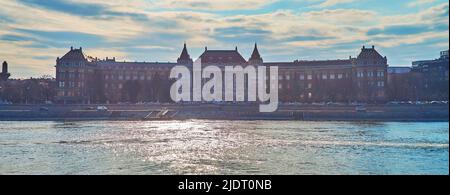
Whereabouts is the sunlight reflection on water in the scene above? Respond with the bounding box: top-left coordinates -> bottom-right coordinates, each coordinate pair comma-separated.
0,120 -> 448,175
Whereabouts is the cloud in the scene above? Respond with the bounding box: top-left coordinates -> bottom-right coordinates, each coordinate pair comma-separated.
0,0 -> 449,77
18,0 -> 106,16
150,0 -> 277,10
367,24 -> 434,36
408,0 -> 436,7
310,0 -> 358,8
17,0 -> 149,21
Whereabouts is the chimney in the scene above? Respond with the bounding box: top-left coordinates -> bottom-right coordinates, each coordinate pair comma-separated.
70,46 -> 73,51
362,46 -> 365,50
80,47 -> 82,51
235,46 -> 238,51
205,46 -> 208,51
372,45 -> 375,49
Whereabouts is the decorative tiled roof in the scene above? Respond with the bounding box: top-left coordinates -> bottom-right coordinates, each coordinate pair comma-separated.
249,43 -> 263,62
60,47 -> 87,62
197,47 -> 247,65
264,59 -> 352,67
177,43 -> 193,65
357,45 -> 384,60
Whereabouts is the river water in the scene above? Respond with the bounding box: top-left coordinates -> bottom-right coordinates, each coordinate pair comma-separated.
0,120 -> 448,175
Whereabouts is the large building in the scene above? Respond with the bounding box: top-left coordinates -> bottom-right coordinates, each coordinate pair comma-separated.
55,44 -> 388,104
409,50 -> 449,101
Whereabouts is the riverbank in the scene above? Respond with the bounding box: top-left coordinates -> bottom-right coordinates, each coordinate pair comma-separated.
0,104 -> 448,121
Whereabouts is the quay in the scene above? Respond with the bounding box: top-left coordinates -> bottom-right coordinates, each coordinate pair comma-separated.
0,104 -> 448,122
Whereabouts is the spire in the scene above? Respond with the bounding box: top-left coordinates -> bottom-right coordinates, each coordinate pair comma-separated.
248,43 -> 263,64
177,42 -> 193,65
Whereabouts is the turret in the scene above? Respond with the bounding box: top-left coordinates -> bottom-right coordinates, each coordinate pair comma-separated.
177,43 -> 193,65
0,61 -> 11,81
2,61 -> 7,74
248,43 -> 263,65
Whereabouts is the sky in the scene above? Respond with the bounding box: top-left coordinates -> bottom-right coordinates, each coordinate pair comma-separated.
0,0 -> 448,78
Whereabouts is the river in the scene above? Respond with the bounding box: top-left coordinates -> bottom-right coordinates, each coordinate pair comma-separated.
0,120 -> 448,175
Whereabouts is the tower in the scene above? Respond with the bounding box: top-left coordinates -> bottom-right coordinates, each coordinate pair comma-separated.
0,61 -> 10,81
248,43 -> 263,65
177,43 -> 193,65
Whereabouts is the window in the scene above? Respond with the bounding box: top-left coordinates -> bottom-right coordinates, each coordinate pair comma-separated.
357,71 -> 364,78
322,74 -> 328,80
330,74 -> 335,80
59,81 -> 65,88
308,92 -> 312,99
337,74 -> 343,79
118,84 -> 123,89
377,71 -> 385,77
279,75 -> 283,80
286,75 -> 290,80
368,72 -> 373,77
378,81 -> 385,87
299,74 -> 305,80
119,75 -> 123,80
307,74 -> 313,80
278,84 -> 283,89
307,83 -> 312,89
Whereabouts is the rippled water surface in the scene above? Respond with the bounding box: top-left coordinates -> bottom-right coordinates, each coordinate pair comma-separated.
0,120 -> 448,175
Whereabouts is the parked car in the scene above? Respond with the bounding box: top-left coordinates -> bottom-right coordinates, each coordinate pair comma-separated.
39,107 -> 49,112
97,106 -> 108,111
355,106 -> 367,112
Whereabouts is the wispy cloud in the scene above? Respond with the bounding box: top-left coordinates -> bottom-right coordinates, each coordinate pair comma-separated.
0,0 -> 448,78
310,0 -> 358,8
408,0 -> 436,7
149,0 -> 278,11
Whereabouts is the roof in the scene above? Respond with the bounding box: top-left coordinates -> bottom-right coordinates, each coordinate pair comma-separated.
95,61 -> 177,68
264,59 -> 352,67
178,43 -> 191,61
388,67 -> 411,74
197,49 -> 247,65
60,47 -> 87,61
249,43 -> 262,62
357,46 -> 384,60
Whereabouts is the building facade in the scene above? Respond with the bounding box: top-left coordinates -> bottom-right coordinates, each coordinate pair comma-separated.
409,50 -> 449,101
55,44 -> 388,104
